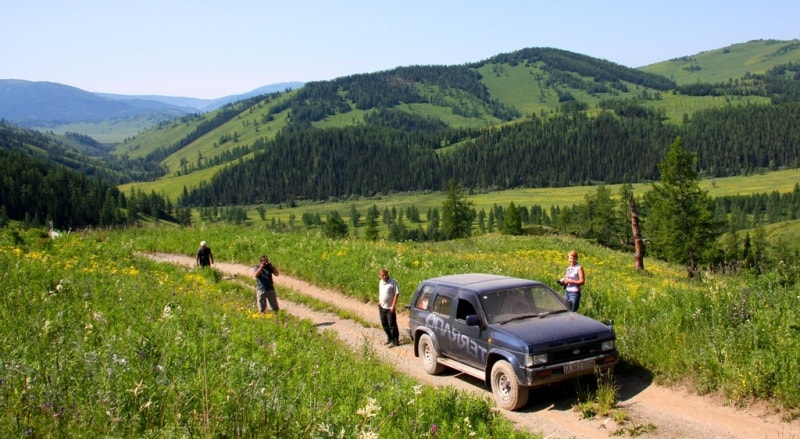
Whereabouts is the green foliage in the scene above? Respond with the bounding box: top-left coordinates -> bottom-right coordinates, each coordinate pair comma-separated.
0,148 -> 130,228
501,202 -> 523,235
0,229 -> 530,438
441,181 -> 474,240
322,210 -> 349,238
644,137 -> 720,276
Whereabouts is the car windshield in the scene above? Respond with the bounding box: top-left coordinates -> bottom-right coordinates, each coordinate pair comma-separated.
479,285 -> 568,324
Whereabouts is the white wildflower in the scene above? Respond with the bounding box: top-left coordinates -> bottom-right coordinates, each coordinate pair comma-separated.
317,423 -> 332,435
357,397 -> 381,419
161,304 -> 173,320
358,431 -> 379,439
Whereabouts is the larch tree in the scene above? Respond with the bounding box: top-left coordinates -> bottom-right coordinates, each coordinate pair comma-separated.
441,180 -> 474,240
644,137 -> 719,277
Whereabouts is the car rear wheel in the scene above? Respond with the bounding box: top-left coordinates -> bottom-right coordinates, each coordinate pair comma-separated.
491,360 -> 529,410
418,334 -> 445,375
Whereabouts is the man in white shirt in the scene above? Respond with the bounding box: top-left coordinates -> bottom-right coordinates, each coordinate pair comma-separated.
378,268 -> 400,347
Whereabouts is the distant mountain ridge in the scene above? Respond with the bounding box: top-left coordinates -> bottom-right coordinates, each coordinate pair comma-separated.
2,39 -> 799,205
96,81 -> 305,112
0,79 -> 305,127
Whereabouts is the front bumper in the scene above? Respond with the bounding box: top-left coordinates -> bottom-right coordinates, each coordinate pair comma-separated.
524,351 -> 619,387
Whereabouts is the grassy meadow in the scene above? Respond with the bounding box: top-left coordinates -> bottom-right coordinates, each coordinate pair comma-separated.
240,168 -> 800,228
0,228 -> 533,438
132,223 -> 800,411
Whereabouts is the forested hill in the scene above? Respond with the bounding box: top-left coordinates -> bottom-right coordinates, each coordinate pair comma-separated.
179,101 -> 800,206
115,40 -> 800,204
482,47 -> 676,90
0,120 -> 164,184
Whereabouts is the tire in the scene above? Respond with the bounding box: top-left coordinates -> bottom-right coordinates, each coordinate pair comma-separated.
418,334 -> 445,375
490,360 -> 529,410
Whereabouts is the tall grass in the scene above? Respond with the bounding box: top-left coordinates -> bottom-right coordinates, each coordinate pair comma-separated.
130,224 -> 800,411
0,228 -> 532,438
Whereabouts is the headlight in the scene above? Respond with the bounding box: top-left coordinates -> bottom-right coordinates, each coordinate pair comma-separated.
525,353 -> 549,367
601,340 -> 616,351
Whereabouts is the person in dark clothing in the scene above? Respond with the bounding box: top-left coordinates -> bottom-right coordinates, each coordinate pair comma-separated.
254,255 -> 280,313
196,241 -> 214,268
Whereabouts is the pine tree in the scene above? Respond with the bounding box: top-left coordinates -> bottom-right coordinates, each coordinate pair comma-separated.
501,202 -> 523,235
441,181 -> 474,240
644,137 -> 720,277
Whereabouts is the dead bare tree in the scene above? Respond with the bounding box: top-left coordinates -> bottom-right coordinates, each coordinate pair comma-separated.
630,195 -> 644,271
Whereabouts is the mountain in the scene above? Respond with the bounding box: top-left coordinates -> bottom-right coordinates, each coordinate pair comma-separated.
96,81 -> 305,112
0,80 -> 305,143
0,79 -> 189,125
3,39 -> 799,205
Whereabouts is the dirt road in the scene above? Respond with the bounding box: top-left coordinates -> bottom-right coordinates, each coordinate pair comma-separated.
144,253 -> 799,438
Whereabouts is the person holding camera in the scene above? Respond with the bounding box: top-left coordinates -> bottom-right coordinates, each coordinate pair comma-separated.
254,255 -> 280,313
559,250 -> 585,312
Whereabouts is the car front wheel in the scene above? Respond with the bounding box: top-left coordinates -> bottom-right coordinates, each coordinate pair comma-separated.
418,334 -> 445,375
490,360 -> 529,410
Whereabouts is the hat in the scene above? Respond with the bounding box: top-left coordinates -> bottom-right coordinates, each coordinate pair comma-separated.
200,241 -> 207,246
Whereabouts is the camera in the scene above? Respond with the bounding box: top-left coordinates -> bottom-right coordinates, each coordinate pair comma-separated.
557,279 -> 566,286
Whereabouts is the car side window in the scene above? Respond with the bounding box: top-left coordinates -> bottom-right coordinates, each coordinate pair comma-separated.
455,293 -> 478,321
415,285 -> 433,310
432,286 -> 456,316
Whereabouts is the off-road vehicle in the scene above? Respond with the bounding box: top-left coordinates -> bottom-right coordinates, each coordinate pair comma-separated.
407,273 -> 618,410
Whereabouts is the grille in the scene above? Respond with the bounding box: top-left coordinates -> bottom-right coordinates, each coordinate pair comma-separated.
549,342 -> 604,363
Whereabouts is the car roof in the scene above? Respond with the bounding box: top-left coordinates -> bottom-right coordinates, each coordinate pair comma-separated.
424,273 -> 542,293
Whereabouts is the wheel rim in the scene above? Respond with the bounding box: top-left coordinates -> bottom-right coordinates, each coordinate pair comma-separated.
497,372 -> 512,399
422,343 -> 433,366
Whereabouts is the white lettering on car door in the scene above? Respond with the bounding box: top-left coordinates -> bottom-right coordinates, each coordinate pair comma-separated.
425,313 -> 488,363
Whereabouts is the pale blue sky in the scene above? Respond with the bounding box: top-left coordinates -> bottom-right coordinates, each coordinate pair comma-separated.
1,0 -> 797,99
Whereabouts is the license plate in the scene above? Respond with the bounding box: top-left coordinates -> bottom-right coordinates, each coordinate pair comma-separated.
563,359 -> 595,374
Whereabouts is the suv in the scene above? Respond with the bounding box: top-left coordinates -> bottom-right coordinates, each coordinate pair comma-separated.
406,273 -> 618,410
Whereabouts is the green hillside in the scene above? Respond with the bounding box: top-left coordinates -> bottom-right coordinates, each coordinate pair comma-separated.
640,39 -> 800,84
107,41 -> 800,203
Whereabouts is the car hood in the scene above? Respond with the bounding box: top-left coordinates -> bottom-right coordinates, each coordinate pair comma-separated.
492,312 -> 614,348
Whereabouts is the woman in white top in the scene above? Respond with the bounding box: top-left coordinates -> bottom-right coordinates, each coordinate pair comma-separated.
559,250 -> 585,312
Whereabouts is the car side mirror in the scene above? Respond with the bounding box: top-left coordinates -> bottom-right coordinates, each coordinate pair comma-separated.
465,314 -> 482,327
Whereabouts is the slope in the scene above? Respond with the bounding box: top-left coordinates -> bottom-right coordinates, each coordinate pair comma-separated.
104,41 -> 799,202
640,39 -> 800,85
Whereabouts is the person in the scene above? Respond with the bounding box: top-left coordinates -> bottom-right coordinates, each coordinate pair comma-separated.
254,255 -> 280,313
378,268 -> 400,347
196,241 -> 214,268
559,250 -> 585,312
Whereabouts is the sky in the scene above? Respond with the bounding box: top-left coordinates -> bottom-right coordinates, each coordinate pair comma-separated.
2,0 -> 798,99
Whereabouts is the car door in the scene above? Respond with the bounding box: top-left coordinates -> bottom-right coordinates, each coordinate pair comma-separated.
428,285 -> 457,357
447,289 -> 490,368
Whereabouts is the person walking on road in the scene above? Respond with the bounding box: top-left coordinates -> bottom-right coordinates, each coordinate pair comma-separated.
378,268 -> 400,347
196,241 -> 214,268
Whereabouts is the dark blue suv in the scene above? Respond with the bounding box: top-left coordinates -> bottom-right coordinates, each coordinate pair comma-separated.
406,273 -> 618,410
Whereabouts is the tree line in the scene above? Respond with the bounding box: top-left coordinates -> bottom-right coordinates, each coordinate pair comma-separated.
0,148 -> 176,229
178,100 -> 800,208
280,139 -> 794,277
